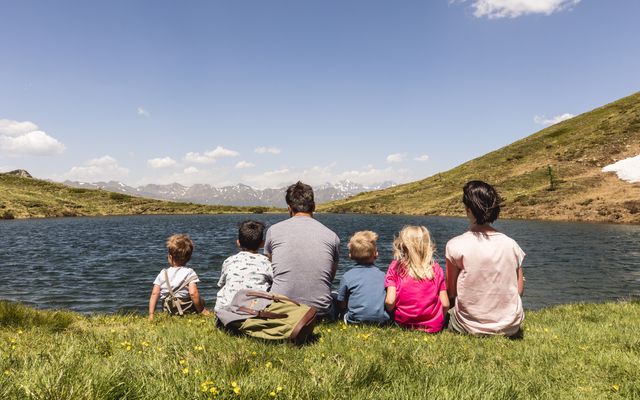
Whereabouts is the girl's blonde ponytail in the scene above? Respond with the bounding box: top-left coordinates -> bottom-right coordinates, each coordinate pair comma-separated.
392,226 -> 435,280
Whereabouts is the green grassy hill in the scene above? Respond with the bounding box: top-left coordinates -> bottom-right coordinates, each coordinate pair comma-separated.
0,174 -> 276,219
319,92 -> 640,223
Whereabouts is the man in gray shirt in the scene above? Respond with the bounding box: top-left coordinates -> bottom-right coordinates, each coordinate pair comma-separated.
264,181 -> 340,319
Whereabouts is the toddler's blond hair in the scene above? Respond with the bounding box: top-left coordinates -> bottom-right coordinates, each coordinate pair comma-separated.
348,231 -> 378,264
166,234 -> 194,265
392,226 -> 435,280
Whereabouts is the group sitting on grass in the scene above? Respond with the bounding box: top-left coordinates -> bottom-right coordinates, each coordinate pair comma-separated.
148,180 -> 526,337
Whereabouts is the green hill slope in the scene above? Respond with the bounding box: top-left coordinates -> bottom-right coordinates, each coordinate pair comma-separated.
0,174 -> 275,219
320,92 -> 640,223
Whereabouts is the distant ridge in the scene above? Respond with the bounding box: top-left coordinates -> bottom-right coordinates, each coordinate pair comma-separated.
5,169 -> 32,178
61,180 -> 396,207
0,173 -> 277,219
320,92 -> 640,224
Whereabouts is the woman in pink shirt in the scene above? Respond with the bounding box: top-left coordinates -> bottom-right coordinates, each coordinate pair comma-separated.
384,226 -> 449,333
445,180 -> 526,337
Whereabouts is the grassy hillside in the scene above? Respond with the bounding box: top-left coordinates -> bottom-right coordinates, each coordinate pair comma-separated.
320,92 -> 640,223
1,300 -> 638,399
0,174 -> 276,219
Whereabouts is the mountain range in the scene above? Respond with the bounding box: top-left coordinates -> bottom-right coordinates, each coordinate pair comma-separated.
61,180 -> 396,207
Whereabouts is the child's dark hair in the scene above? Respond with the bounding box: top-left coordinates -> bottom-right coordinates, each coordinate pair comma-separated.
462,180 -> 501,225
238,220 -> 266,251
285,181 -> 315,213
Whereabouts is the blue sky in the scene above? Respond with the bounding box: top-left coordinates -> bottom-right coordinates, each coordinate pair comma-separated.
1,0 -> 639,188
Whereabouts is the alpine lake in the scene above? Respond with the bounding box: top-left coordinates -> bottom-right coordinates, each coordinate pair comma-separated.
1,213 -> 638,314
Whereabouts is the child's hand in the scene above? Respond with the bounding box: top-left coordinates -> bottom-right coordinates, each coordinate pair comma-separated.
201,308 -> 211,316
148,314 -> 154,322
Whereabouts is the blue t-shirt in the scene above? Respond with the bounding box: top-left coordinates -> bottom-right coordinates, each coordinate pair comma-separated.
337,263 -> 390,324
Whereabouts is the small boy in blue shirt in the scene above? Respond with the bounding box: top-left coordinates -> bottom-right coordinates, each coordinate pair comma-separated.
337,231 -> 390,325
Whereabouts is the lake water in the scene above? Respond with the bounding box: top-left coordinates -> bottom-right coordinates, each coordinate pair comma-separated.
1,214 -> 638,314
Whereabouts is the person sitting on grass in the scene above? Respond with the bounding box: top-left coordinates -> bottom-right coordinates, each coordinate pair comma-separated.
215,220 -> 273,312
264,181 -> 340,321
148,234 -> 208,321
336,231 -> 390,325
445,180 -> 525,337
384,225 -> 449,333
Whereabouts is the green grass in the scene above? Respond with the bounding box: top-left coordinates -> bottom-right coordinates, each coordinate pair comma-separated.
1,301 -> 638,399
0,174 -> 280,219
319,91 -> 640,224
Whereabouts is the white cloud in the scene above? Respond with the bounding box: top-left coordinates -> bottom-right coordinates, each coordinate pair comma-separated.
184,146 -> 239,164
337,165 -> 409,185
415,155 -> 430,162
602,155 -> 640,183
235,161 -> 255,169
254,146 -> 281,155
386,153 -> 406,163
147,156 -> 177,169
242,163 -> 410,189
184,166 -> 199,174
0,118 -> 65,156
534,113 -> 575,125
137,107 -> 150,117
185,152 -> 216,164
455,0 -> 581,19
63,155 -> 129,182
207,146 -> 239,158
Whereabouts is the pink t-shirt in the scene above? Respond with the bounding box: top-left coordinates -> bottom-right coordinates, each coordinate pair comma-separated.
384,260 -> 446,333
446,230 -> 525,336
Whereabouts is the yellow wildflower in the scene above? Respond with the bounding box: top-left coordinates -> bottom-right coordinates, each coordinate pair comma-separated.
265,361 -> 273,368
233,387 -> 241,395
277,386 -> 283,392
269,391 -> 277,397
182,368 -> 189,374
613,384 -> 620,392
179,359 -> 186,365
231,381 -> 238,387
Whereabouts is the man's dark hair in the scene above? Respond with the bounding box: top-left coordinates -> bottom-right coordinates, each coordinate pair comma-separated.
238,220 -> 266,251
285,181 -> 315,213
462,180 -> 501,225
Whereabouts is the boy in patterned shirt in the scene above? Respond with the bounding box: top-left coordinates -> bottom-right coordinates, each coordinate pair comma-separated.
214,220 -> 273,312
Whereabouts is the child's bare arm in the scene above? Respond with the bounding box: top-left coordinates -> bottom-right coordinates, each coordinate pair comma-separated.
188,282 -> 208,314
148,284 -> 161,321
439,290 -> 450,314
384,287 -> 397,313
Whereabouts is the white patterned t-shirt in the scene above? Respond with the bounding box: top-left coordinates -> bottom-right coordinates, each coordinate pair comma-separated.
215,251 -> 273,311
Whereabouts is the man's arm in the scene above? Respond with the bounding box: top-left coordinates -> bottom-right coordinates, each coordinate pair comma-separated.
148,284 -> 161,321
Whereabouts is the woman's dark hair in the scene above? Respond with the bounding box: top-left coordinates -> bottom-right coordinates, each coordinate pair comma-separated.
285,181 -> 315,213
462,180 -> 501,225
238,220 -> 266,251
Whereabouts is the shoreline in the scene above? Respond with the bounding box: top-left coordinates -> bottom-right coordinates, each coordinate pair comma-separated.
3,209 -> 639,226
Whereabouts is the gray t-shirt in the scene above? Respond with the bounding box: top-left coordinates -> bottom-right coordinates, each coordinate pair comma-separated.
264,216 -> 340,315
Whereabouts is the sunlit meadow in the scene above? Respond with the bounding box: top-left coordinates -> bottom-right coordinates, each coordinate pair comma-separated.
1,301 -> 638,399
